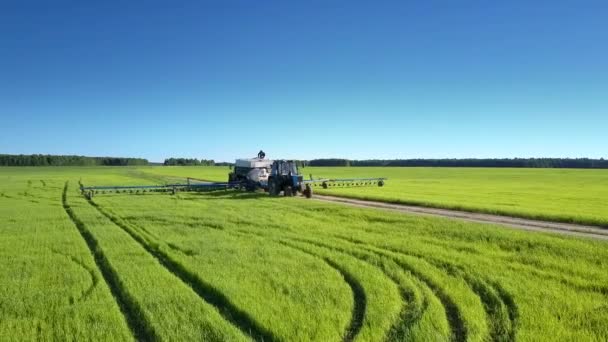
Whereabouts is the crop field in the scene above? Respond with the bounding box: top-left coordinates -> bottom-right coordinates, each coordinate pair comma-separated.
146,166 -> 608,227
1,166 -> 607,341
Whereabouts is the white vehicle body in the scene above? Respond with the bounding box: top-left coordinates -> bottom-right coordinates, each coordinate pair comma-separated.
232,158 -> 273,186
235,158 -> 273,169
247,167 -> 270,183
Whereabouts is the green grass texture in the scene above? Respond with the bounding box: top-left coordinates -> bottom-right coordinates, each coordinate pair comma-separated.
145,166 -> 608,227
0,166 -> 606,341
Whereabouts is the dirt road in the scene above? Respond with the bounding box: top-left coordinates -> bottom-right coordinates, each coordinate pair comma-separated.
313,195 -> 608,241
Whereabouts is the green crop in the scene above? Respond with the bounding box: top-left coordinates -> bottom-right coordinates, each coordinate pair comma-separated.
95,188 -> 608,341
0,166 -> 607,341
0,169 -> 132,340
150,166 -> 608,226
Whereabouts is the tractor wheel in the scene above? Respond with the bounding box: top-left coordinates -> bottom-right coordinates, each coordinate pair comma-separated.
284,186 -> 293,197
269,180 -> 280,196
378,180 -> 385,187
245,182 -> 256,192
304,184 -> 313,198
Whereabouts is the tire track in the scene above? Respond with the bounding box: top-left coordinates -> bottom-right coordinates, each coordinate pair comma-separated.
492,281 -> 519,341
334,235 -> 519,341
231,229 -> 443,342
143,224 -> 366,342
83,189 -> 514,341
271,239 -> 366,342
165,211 -> 451,342
253,232 -> 455,342
434,262 -> 516,342
178,192 -> 509,341
368,245 -> 519,341
49,248 -> 99,303
272,237 -> 431,342
373,250 -> 467,341
86,198 -> 275,342
227,196 -> 570,332
253,229 -> 468,341
62,182 -> 155,341
409,236 -> 601,290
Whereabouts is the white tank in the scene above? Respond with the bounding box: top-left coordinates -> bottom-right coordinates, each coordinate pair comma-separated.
247,168 -> 269,183
235,158 -> 273,169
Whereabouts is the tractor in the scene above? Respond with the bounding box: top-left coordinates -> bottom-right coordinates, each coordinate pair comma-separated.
267,160 -> 312,198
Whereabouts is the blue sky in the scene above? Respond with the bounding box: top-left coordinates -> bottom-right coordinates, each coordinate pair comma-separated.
1,1 -> 606,162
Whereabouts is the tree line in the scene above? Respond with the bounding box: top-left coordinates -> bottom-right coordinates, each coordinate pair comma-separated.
163,158 -> 215,166
308,158 -> 608,169
4,154 -> 607,169
0,154 -> 148,166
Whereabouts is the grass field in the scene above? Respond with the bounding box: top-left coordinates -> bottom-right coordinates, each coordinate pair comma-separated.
1,166 -> 607,341
142,166 -> 608,227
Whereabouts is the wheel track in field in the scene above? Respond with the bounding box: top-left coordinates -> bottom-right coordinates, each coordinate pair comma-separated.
62,182 -> 155,341
86,198 -> 275,342
406,256 -> 518,342
273,240 -> 367,342
397,235 -> 607,295
231,230 -> 439,342
117,216 -> 367,342
226,231 -> 367,342
333,235 -> 519,342
83,190 -> 515,341
162,203 -> 461,341
235,227 -> 519,342
280,236 -> 466,341
186,193 -> 518,341
49,248 -> 99,304
400,252 -> 519,341
276,198 -> 602,295
262,233 -> 465,341
263,199 -> 519,340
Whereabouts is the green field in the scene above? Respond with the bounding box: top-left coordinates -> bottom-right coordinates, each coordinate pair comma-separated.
1,166 -> 607,341
142,166 -> 608,227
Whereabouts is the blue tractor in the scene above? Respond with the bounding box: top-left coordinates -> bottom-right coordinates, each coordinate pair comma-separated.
268,160 -> 313,198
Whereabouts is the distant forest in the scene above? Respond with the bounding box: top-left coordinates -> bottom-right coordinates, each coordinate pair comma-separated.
307,158 -> 608,169
3,154 -> 607,169
0,154 -> 148,166
163,158 -> 216,166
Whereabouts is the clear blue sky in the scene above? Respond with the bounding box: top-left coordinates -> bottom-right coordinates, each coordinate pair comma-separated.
1,1 -> 606,162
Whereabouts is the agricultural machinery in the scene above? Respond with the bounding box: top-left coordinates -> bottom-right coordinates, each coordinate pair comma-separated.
80,151 -> 386,199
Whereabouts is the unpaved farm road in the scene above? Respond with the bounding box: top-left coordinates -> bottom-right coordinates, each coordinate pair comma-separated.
313,195 -> 608,241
